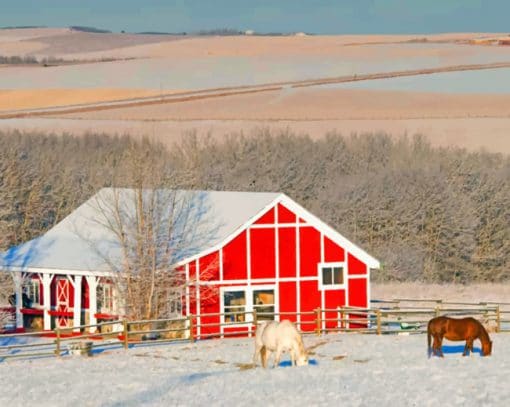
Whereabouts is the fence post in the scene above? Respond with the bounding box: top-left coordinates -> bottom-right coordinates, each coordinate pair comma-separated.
315,308 -> 321,336
376,309 -> 381,335
189,315 -> 195,343
496,306 -> 501,333
55,327 -> 61,357
123,319 -> 129,350
435,306 -> 440,318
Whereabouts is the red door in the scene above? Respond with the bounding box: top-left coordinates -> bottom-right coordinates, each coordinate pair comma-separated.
56,278 -> 70,328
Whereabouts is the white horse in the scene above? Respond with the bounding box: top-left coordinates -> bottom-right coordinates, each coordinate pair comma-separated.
253,320 -> 308,368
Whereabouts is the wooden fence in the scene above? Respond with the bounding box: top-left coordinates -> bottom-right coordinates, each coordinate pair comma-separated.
1,299 -> 508,362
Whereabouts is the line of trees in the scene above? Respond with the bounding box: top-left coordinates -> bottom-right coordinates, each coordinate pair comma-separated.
0,129 -> 508,285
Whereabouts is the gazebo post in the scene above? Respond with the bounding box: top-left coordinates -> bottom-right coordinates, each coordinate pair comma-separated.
86,275 -> 98,333
13,272 -> 23,330
41,273 -> 54,330
72,276 -> 82,333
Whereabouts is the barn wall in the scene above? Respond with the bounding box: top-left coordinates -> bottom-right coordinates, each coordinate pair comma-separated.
199,251 -> 220,281
299,280 -> 320,330
324,289 -> 346,329
184,200 -> 373,336
299,227 -> 321,277
348,253 -> 368,275
250,228 -> 275,279
324,236 -> 345,262
279,281 -> 297,322
277,203 -> 296,223
254,207 -> 275,224
200,292 -> 220,338
278,227 -> 296,278
348,278 -> 368,307
223,231 -> 247,280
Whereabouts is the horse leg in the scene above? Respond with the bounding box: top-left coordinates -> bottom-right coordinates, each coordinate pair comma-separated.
463,341 -> 469,356
261,347 -> 269,368
253,344 -> 261,365
274,346 -> 283,368
290,347 -> 297,366
432,335 -> 439,356
434,335 -> 444,357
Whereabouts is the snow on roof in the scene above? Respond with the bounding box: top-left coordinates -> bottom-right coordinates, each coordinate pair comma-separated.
0,188 -> 281,274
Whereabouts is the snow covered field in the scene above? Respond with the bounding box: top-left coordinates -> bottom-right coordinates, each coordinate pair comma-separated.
0,332 -> 508,407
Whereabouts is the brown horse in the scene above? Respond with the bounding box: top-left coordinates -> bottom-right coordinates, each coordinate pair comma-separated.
427,316 -> 492,358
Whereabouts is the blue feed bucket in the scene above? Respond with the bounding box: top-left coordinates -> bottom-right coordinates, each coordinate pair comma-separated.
278,358 -> 318,367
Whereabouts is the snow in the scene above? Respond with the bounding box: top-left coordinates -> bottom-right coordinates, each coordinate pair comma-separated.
0,332 -> 508,406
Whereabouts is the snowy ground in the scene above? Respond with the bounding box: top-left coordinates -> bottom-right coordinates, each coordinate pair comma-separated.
0,332 -> 508,407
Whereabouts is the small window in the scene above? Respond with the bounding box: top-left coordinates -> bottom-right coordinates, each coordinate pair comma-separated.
319,263 -> 345,289
98,283 -> 113,312
253,289 -> 275,321
224,291 -> 246,323
23,279 -> 40,306
166,289 -> 182,316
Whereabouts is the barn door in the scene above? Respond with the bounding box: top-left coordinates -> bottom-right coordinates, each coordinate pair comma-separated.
56,278 -> 70,328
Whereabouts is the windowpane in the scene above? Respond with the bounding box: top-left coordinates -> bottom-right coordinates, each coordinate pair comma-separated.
224,291 -> 246,322
23,280 -> 40,306
253,289 -> 275,320
333,267 -> 343,285
322,267 -> 332,285
98,284 -> 113,312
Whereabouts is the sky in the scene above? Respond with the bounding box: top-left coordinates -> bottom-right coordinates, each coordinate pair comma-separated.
0,0 -> 507,35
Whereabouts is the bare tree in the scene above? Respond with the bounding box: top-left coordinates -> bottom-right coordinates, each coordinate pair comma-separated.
78,140 -> 219,320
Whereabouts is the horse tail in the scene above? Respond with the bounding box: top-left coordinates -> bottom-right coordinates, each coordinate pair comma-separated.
427,322 -> 432,358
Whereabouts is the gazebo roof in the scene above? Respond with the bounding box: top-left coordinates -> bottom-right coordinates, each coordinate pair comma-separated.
0,188 -> 281,274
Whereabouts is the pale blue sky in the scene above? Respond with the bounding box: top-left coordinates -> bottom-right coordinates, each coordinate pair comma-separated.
0,0 -> 505,34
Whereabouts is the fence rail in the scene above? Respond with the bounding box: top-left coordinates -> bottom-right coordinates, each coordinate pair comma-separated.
1,299 -> 508,361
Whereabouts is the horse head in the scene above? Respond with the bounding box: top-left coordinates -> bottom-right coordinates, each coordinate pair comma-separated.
481,339 -> 492,357
296,351 -> 309,366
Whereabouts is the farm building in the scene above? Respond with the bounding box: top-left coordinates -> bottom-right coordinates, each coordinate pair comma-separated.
0,188 -> 380,336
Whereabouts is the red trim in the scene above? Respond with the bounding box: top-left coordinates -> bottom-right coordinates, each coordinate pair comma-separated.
94,313 -> 119,320
48,310 -> 73,317
39,331 -> 84,338
20,308 -> 44,315
0,327 -> 25,334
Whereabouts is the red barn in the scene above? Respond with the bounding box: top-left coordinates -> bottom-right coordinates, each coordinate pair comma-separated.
0,189 -> 379,336
174,191 -> 380,337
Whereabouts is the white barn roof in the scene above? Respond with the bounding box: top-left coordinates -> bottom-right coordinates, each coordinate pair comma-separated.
1,188 -> 380,275
0,188 -> 280,274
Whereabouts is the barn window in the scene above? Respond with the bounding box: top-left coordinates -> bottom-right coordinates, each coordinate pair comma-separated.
23,279 -> 40,306
223,291 -> 246,323
222,286 -> 276,325
162,288 -> 182,317
253,289 -> 275,321
318,262 -> 346,290
98,283 -> 113,312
